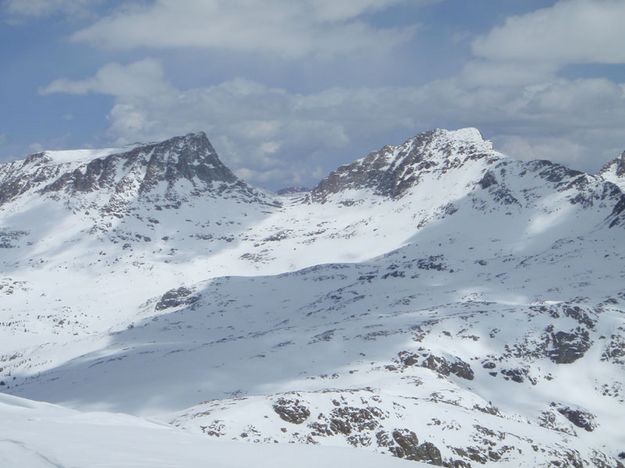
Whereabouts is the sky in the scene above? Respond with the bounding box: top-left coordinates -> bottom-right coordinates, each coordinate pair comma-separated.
1,0 -> 625,189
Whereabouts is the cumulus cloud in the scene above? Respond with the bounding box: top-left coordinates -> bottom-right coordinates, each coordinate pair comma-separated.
41,60 -> 625,188
472,0 -> 625,66
40,58 -> 170,97
461,0 -> 625,88
69,0 -> 424,58
28,1 -> 625,187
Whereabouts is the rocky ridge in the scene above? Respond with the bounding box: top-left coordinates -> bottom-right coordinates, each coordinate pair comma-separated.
311,128 -> 501,201
0,132 -> 274,216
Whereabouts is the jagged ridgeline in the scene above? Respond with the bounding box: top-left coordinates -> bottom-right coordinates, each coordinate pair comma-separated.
0,132 -> 274,212
1,129 -> 625,467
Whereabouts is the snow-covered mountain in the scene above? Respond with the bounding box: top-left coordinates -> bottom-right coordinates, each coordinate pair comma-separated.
600,150 -> 625,192
311,128 -> 500,200
0,132 -> 268,209
1,128 -> 624,467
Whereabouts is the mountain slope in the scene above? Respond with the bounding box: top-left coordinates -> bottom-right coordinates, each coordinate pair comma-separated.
1,129 -> 624,466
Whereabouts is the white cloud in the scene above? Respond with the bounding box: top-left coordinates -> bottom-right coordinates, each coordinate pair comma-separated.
3,0 -> 101,17
472,0 -> 625,66
31,1 -> 625,187
495,135 -> 587,166
40,58 -> 170,97
42,60 -> 625,187
70,0 -> 422,58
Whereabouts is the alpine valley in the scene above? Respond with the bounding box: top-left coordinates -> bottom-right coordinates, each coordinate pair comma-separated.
1,128 -> 624,467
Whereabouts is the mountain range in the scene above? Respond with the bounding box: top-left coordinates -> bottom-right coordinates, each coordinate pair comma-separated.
1,128 -> 624,467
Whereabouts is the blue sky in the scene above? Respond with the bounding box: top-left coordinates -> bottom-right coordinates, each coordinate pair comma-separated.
1,0 -> 624,188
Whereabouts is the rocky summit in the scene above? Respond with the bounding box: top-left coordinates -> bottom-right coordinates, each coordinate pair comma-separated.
312,128 -> 501,200
1,129 -> 625,467
0,132 -> 272,216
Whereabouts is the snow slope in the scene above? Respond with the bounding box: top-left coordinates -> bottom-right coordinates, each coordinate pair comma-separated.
1,129 -> 624,466
0,393 -> 414,468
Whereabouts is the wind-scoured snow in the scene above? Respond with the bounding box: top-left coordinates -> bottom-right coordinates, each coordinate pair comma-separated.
1,129 -> 624,467
43,147 -> 127,164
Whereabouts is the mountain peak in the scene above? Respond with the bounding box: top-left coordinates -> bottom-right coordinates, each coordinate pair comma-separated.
599,150 -> 625,191
16,132 -> 212,168
0,132 -> 273,212
157,131 -> 212,152
435,127 -> 487,145
311,127 -> 501,201
182,130 -> 208,140
35,131 -> 239,197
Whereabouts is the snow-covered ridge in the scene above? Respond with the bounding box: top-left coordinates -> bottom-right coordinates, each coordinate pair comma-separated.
1,128 -> 625,467
0,131 -> 275,214
11,132 -> 211,166
310,128 -> 503,201
41,147 -> 126,164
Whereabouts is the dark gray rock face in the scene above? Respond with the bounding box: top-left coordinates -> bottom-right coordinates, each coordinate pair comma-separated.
327,406 -> 383,435
500,367 -> 535,384
555,404 -> 597,432
413,441 -> 443,465
611,195 -> 625,224
547,328 -> 592,364
155,287 -> 200,311
389,429 -> 419,459
0,153 -> 63,206
40,133 -> 237,196
478,171 -> 498,189
380,429 -> 442,465
526,159 -> 584,183
397,350 -> 474,380
272,398 -> 311,424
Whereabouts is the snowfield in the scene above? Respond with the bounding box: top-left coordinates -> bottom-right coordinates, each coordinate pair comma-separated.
0,393 -> 416,468
1,129 -> 624,466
